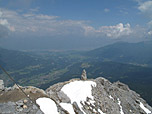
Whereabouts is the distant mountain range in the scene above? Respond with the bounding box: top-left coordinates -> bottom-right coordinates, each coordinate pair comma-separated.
87,41 -> 152,67
0,47 -> 43,71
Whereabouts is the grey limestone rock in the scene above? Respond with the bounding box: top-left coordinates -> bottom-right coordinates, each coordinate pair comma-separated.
0,99 -> 44,114
81,69 -> 87,80
0,102 -> 16,113
57,91 -> 71,103
0,80 -> 4,91
0,77 -> 152,114
73,102 -> 84,114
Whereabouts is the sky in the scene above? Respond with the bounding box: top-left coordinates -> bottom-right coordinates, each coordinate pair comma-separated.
0,0 -> 152,50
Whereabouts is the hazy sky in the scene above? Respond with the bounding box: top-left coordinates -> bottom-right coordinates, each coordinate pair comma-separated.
0,0 -> 152,50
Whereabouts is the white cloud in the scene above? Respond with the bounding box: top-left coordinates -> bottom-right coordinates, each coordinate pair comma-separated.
0,19 -> 9,28
84,23 -> 133,39
104,8 -> 110,13
0,8 -> 144,39
138,1 -> 152,18
148,20 -> 152,26
134,0 -> 143,4
35,14 -> 58,20
135,0 -> 152,36
0,10 -> 15,38
119,8 -> 129,15
138,1 -> 152,11
23,13 -> 58,20
99,23 -> 132,38
83,25 -> 96,36
0,9 -> 86,37
148,30 -> 152,35
29,7 -> 39,12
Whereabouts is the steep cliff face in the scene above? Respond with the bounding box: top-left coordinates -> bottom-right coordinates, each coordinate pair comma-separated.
0,77 -> 152,114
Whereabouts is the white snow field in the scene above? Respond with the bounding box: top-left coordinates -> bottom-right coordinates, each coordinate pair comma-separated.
36,97 -> 59,114
140,102 -> 151,114
61,80 -> 96,113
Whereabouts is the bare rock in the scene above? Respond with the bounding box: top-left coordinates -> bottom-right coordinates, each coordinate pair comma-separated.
0,80 -> 4,91
0,76 -> 152,114
81,69 -> 87,80
73,102 -> 84,114
23,99 -> 28,104
57,91 -> 71,103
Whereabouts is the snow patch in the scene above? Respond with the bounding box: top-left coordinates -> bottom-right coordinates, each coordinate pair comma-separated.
140,102 -> 151,114
109,95 -> 114,100
86,99 -> 95,107
36,97 -> 59,114
93,108 -> 97,112
90,99 -> 95,103
60,103 -> 75,114
86,98 -> 104,113
98,109 -> 106,114
61,80 -> 96,113
117,98 -> 124,114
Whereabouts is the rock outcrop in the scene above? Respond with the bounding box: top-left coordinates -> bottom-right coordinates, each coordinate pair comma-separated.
45,77 -> 152,114
81,69 -> 87,80
0,84 -> 47,114
0,80 -> 4,91
0,76 -> 152,114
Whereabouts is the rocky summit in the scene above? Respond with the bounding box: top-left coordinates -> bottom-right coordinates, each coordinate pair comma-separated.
0,77 -> 152,114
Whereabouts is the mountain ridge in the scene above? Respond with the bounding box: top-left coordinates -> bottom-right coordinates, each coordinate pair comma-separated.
87,41 -> 152,67
0,76 -> 152,114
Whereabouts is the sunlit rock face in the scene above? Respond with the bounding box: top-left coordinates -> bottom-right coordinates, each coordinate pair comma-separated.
45,77 -> 152,114
0,77 -> 152,114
